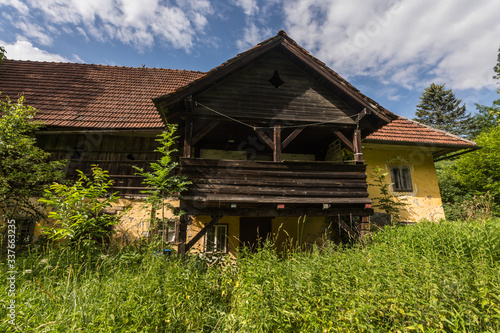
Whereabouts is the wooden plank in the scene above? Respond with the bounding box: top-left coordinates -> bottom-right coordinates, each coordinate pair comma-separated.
254,128 -> 274,150
184,216 -> 222,252
189,177 -> 368,188
282,127 -> 304,149
274,123 -> 282,162
181,194 -> 371,204
182,168 -> 367,179
187,184 -> 368,197
333,130 -> 354,151
190,120 -> 221,146
182,206 -> 373,217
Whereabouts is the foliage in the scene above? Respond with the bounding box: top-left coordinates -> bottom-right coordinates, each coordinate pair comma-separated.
414,83 -> 475,137
369,166 -> 408,224
437,126 -> 500,219
0,45 -> 5,64
134,123 -> 191,239
2,219 -> 500,332
0,95 -> 66,227
455,126 -> 500,202
39,166 -> 120,247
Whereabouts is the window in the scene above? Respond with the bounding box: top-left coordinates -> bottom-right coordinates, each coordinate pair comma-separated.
390,166 -> 413,192
156,219 -> 177,243
205,224 -> 228,253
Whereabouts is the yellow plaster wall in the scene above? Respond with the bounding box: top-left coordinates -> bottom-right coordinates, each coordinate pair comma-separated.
363,143 -> 445,222
187,215 -> 241,255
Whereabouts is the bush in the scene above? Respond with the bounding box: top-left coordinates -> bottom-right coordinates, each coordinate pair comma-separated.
39,165 -> 120,248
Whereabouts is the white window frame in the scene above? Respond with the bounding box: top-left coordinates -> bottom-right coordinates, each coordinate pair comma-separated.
205,224 -> 228,253
390,166 -> 413,192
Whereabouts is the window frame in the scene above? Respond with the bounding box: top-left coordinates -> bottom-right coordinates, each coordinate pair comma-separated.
390,165 -> 413,192
205,224 -> 228,253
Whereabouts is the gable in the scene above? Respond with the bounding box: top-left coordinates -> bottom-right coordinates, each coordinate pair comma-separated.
192,51 -> 358,126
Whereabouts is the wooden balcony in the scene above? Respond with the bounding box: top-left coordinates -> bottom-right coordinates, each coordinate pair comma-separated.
179,158 -> 373,217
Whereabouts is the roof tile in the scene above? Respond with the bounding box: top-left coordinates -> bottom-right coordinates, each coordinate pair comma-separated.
0,60 -> 204,129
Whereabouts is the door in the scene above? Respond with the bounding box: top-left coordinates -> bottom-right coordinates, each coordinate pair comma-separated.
239,217 -> 272,251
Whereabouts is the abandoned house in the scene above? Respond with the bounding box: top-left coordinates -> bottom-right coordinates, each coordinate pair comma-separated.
0,31 -> 478,255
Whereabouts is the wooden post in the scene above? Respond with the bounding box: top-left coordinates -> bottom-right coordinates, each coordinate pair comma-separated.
360,216 -> 370,243
178,214 -> 189,258
353,129 -> 363,163
183,120 -> 192,158
274,123 -> 282,162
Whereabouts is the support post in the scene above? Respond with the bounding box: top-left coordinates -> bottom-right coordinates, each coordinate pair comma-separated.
178,214 -> 190,258
360,216 -> 370,243
353,129 -> 363,163
274,123 -> 282,162
183,120 -> 192,158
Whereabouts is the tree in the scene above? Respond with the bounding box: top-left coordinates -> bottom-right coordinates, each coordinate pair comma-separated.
39,166 -> 120,248
0,95 -> 66,242
472,46 -> 500,137
414,83 -> 475,137
134,124 -> 191,244
0,45 -> 5,64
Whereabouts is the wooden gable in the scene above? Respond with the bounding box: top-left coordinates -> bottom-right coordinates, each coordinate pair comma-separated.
192,50 -> 358,126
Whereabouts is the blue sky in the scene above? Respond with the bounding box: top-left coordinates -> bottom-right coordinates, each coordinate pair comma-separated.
1,0 -> 499,119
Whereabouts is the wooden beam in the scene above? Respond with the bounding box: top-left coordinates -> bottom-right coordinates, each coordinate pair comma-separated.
183,120 -> 192,158
353,129 -> 363,162
254,128 -> 274,150
274,123 -> 282,162
181,206 -> 373,217
333,130 -> 354,151
177,214 -> 190,257
282,127 -> 304,150
190,120 -> 221,146
359,216 -> 370,243
185,215 -> 223,252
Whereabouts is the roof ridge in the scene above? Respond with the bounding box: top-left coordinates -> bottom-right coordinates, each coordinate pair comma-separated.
2,59 -> 205,73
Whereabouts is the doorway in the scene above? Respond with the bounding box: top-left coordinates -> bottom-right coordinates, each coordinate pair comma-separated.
239,217 -> 272,251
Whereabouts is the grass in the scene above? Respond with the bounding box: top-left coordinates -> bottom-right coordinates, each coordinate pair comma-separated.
2,219 -> 500,332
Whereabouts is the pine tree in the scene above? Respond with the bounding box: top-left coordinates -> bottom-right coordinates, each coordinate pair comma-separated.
414,83 -> 475,137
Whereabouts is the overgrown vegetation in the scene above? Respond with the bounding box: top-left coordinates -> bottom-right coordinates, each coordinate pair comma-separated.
133,123 -> 191,243
437,45 -> 500,220
2,219 -> 499,332
0,95 -> 66,247
39,166 -> 120,248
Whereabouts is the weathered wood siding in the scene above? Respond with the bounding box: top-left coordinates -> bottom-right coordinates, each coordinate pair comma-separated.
36,133 -> 161,195
193,50 -> 358,124
180,158 -> 370,205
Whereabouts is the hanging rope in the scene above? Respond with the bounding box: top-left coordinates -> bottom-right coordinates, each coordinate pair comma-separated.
195,101 -> 359,130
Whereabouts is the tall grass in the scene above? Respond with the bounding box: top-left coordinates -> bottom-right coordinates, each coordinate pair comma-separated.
2,219 -> 500,332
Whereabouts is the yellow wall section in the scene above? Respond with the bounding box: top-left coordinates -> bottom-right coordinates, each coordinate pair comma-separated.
187,215 -> 332,256
363,143 -> 445,222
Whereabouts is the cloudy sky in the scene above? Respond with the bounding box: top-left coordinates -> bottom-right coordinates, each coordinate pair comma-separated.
1,0 -> 499,118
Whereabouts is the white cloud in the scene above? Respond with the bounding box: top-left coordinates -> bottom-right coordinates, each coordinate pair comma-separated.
14,21 -> 53,45
0,0 -> 28,13
236,22 -> 271,51
1,38 -> 71,62
2,0 -> 216,51
283,0 -> 500,91
232,0 -> 259,16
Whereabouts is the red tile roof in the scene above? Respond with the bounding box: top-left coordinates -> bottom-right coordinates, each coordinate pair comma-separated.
365,117 -> 477,148
0,59 -> 204,129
